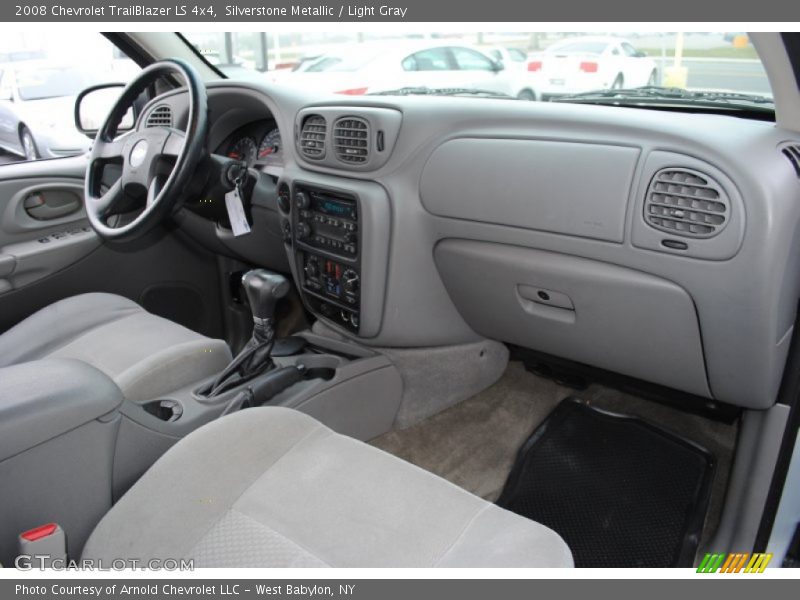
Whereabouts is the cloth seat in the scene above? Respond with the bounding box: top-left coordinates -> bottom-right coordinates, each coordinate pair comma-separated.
82,407 -> 573,567
0,293 -> 231,402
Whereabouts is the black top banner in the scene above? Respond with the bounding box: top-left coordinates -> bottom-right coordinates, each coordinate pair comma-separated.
3,0 -> 800,22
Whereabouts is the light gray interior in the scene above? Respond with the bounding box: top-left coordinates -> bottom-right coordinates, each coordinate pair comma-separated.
2,33 -> 800,568
155,81 -> 800,412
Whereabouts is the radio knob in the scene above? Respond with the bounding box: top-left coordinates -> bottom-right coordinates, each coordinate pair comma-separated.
296,222 -> 311,239
295,192 -> 309,210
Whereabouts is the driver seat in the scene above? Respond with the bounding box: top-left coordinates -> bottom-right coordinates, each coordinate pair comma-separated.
0,293 -> 232,402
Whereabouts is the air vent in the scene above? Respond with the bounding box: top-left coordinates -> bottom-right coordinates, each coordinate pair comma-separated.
644,168 -> 729,238
780,143 -> 800,178
299,115 -> 327,159
333,117 -> 369,164
145,104 -> 172,128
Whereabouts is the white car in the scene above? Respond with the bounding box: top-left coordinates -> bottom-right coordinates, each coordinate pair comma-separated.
271,42 -> 540,100
0,61 -> 103,160
529,36 -> 659,97
485,45 -> 539,100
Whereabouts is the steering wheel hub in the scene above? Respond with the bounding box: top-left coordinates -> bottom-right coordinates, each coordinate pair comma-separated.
129,139 -> 149,168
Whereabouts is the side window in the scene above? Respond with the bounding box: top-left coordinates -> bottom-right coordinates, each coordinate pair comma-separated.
401,48 -> 452,72
451,47 -> 495,71
508,48 -> 527,62
0,33 -> 140,164
0,71 -> 11,101
622,43 -> 639,57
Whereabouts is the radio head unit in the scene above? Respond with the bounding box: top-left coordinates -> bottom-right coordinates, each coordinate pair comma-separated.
291,184 -> 361,334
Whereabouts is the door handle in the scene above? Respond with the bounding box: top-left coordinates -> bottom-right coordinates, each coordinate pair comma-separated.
23,190 -> 81,221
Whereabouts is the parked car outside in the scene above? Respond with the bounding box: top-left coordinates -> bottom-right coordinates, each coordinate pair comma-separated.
270,41 -> 540,99
485,45 -> 541,100
529,36 -> 658,97
0,61 -> 106,160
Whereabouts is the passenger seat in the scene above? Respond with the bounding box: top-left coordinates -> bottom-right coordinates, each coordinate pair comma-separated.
83,407 -> 572,567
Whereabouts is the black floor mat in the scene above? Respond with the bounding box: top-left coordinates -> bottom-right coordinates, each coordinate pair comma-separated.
497,398 -> 715,567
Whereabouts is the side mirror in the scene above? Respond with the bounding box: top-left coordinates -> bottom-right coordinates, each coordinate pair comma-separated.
74,83 -> 135,139
492,59 -> 506,72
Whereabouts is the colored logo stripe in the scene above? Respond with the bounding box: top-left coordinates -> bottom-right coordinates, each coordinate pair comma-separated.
697,552 -> 773,573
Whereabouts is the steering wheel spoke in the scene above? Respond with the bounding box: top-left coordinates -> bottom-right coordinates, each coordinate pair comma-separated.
89,178 -> 125,218
162,129 -> 186,159
93,134 -> 128,161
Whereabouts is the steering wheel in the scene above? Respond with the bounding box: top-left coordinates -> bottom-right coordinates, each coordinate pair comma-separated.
84,59 -> 208,241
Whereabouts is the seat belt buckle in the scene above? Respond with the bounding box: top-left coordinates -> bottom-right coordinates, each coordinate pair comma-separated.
18,523 -> 66,567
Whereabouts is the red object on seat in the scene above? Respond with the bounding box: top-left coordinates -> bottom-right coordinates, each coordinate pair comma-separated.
21,523 -> 57,541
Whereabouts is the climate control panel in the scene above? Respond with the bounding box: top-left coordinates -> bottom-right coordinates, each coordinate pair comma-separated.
301,253 -> 360,332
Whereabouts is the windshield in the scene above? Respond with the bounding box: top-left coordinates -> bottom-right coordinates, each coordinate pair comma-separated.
15,66 -> 101,101
182,31 -> 772,113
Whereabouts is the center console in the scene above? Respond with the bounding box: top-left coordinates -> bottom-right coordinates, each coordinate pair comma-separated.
286,183 -> 362,333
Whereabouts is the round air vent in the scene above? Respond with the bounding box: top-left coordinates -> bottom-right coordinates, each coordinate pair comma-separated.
644,168 -> 730,238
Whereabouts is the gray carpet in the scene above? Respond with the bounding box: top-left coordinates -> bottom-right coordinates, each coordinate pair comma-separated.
370,360 -> 738,549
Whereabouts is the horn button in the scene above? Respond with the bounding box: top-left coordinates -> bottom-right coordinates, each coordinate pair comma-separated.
129,139 -> 149,168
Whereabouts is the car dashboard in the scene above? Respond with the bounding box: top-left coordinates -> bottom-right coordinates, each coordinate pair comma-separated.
143,80 -> 800,413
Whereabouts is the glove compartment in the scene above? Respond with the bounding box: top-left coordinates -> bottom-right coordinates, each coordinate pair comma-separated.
434,239 -> 711,398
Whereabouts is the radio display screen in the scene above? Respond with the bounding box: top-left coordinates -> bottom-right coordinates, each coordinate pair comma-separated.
310,192 -> 356,220
322,201 -> 349,215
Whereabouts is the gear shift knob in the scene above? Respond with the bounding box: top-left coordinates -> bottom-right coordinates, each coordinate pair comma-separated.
242,269 -> 290,325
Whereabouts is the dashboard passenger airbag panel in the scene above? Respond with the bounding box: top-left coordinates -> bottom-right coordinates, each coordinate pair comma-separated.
420,138 -> 640,243
435,240 -> 711,398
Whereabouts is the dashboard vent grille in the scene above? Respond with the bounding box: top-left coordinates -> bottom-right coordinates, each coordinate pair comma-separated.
333,117 -> 369,163
299,115 -> 327,159
644,169 -> 729,238
145,105 -> 172,128
781,143 -> 800,178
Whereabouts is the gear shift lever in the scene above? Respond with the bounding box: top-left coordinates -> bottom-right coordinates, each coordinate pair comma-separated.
243,269 -> 291,338
205,269 -> 289,397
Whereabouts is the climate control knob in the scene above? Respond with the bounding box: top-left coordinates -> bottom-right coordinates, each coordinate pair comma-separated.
305,258 -> 320,278
342,269 -> 360,294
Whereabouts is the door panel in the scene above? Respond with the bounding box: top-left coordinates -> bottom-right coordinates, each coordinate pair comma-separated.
0,156 -> 225,339
0,156 -> 96,293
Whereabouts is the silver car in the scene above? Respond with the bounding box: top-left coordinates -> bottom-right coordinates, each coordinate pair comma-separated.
0,61 -> 102,160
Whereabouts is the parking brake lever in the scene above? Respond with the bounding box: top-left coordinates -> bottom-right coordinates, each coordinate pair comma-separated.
221,365 -> 306,416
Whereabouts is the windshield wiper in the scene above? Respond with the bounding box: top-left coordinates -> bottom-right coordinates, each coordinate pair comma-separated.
551,86 -> 774,112
368,87 -> 513,99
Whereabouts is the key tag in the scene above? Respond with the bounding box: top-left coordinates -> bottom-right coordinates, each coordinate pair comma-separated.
225,173 -> 251,237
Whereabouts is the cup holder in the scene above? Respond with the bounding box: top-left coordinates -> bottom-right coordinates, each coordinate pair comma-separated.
142,399 -> 183,422
304,367 -> 336,381
297,355 -> 342,382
